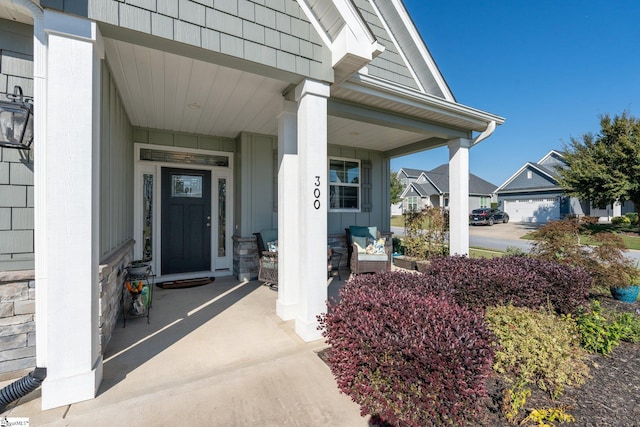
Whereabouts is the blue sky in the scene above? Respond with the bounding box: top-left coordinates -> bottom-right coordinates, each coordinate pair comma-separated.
391,0 -> 640,187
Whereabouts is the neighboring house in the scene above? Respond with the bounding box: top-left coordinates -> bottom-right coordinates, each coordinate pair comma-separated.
396,165 -> 497,213
496,150 -> 634,222
0,0 -> 503,409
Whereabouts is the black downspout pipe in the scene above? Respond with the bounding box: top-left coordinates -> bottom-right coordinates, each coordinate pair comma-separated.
0,367 -> 47,413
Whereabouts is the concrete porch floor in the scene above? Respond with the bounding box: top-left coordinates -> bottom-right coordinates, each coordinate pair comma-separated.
1,273 -> 367,426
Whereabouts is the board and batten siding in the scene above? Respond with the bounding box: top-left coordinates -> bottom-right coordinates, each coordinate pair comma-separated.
100,61 -> 135,261
0,20 -> 35,272
501,167 -> 558,192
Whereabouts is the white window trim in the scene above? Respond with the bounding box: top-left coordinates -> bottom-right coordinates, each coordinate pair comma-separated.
328,156 -> 361,212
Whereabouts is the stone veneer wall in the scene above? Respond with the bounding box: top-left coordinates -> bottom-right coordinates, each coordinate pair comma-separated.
0,270 -> 35,378
232,232 -> 357,281
233,235 -> 258,281
98,240 -> 135,354
0,240 -> 134,379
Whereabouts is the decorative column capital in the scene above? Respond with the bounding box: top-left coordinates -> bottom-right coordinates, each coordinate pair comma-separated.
448,137 -> 473,149
294,79 -> 330,102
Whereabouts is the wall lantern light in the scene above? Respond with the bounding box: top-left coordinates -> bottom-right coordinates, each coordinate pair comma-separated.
0,86 -> 34,150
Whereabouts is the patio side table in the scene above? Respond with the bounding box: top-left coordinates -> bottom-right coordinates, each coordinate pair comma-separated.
122,265 -> 155,327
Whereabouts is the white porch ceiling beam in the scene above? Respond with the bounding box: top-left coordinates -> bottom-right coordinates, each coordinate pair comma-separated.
340,74 -> 505,132
328,99 -> 469,139
384,137 -> 450,159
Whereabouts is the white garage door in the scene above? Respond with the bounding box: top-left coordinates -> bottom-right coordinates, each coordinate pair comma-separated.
503,199 -> 560,223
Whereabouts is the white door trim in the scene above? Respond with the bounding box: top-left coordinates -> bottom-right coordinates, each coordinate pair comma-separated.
133,143 -> 234,280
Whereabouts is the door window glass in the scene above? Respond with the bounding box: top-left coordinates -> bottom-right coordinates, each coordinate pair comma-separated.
171,175 -> 202,198
218,178 -> 226,257
143,174 -> 153,260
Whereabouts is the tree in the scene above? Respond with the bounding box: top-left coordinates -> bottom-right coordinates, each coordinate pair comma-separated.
390,171 -> 404,205
557,112 -> 640,219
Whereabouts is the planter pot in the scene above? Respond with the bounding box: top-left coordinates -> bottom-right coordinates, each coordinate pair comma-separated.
610,285 -> 639,303
393,255 -> 417,270
128,261 -> 150,276
415,260 -> 431,272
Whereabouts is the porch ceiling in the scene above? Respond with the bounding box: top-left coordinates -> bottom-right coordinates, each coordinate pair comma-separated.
104,39 -> 432,153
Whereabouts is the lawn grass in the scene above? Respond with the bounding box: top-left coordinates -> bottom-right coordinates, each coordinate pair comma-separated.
390,215 -> 404,227
522,223 -> 640,250
469,248 -> 503,259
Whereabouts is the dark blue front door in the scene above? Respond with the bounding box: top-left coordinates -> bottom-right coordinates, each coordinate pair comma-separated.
161,168 -> 211,274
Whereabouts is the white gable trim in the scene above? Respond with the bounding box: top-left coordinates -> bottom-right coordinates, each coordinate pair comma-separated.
366,0 -> 425,93
538,149 -> 565,164
385,0 -> 455,101
297,0 -> 383,83
417,172 -> 443,194
496,162 -> 557,192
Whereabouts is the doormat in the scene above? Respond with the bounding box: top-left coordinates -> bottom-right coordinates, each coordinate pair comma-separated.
156,277 -> 215,289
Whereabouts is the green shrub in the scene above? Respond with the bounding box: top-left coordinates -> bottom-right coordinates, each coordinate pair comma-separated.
625,212 -> 638,225
576,300 -> 640,355
611,215 -> 631,225
615,311 -> 640,343
505,246 -> 526,257
574,300 -> 622,355
485,305 -> 590,400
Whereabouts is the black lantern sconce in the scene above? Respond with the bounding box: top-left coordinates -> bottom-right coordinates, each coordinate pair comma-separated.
0,86 -> 34,150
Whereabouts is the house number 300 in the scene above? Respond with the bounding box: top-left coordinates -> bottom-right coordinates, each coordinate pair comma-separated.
313,176 -> 321,210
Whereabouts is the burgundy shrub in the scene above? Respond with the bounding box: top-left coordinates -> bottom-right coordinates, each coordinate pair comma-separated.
421,255 -> 591,314
319,273 -> 495,427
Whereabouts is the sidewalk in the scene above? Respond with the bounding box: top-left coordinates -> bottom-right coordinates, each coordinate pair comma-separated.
1,276 -> 366,426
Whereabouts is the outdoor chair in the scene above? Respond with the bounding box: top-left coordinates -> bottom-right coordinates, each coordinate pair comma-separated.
345,226 -> 391,274
254,229 -> 278,287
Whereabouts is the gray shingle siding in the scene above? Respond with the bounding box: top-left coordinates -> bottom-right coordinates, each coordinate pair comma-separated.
0,20 -> 35,271
42,0 -> 330,81
352,0 -> 420,90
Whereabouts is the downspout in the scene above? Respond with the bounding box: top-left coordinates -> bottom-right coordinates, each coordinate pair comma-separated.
0,368 -> 47,413
471,120 -> 496,146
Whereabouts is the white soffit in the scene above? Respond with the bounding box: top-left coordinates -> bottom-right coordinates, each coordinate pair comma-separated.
104,38 -> 290,138
0,2 -> 33,25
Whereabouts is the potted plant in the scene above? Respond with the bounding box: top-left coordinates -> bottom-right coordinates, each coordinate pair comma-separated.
128,259 -> 151,276
530,220 -> 639,303
589,233 -> 639,303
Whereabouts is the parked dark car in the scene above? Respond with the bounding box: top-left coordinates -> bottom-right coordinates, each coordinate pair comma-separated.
469,208 -> 509,226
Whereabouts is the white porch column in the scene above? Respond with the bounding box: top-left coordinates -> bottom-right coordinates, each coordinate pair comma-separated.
448,138 -> 471,256
36,10 -> 103,409
276,100 -> 299,320
294,79 -> 330,341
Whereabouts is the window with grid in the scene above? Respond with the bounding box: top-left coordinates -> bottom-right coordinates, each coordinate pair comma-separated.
329,158 -> 360,211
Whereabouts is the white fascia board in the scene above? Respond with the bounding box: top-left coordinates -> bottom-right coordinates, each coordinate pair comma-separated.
399,184 -> 412,198
495,163 -> 532,192
538,149 -> 565,163
387,0 -> 455,102
496,162 -> 558,193
367,0 -> 424,93
343,73 -> 505,131
296,0 -> 333,48
529,163 -> 559,181
421,173 -> 443,194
